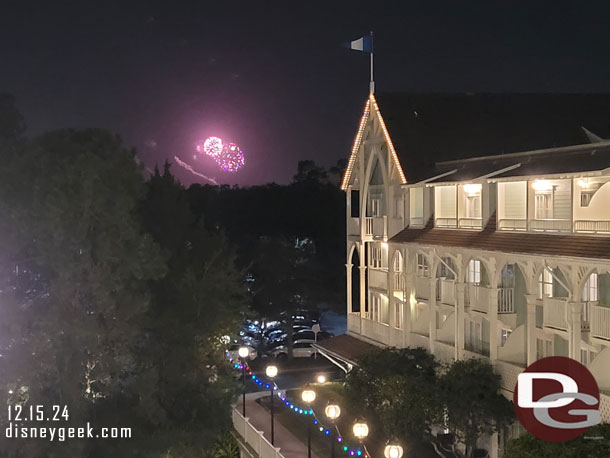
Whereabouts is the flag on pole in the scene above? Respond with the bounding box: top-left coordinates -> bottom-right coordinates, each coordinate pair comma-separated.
346,34 -> 373,53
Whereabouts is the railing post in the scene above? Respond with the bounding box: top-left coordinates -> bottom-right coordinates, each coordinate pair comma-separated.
568,302 -> 583,360
429,277 -> 438,354
488,287 -> 499,362
525,295 -> 538,365
455,282 -> 466,360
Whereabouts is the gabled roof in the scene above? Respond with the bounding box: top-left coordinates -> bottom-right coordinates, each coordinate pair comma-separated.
342,93 -> 610,188
340,95 -> 407,190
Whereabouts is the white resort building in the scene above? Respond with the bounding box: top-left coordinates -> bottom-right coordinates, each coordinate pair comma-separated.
316,92 -> 610,456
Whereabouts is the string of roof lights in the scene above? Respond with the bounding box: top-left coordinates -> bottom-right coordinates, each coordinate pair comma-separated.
340,94 -> 407,191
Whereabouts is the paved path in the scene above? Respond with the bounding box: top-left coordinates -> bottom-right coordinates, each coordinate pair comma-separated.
244,393 -> 321,458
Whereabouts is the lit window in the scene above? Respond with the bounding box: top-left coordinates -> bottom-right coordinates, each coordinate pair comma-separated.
581,191 -> 594,207
417,253 -> 429,277
467,260 -> 481,285
370,246 -> 382,269
538,269 -> 553,298
534,191 -> 553,219
583,272 -> 598,302
500,329 -> 512,346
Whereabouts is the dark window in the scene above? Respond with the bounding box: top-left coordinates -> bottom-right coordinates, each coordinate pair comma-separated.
351,190 -> 360,217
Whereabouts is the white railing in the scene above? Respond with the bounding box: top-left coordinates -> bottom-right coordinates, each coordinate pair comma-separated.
416,276 -> 430,300
410,216 -> 424,227
437,279 -> 455,306
529,219 -> 572,232
365,217 -> 374,236
362,317 -> 390,345
591,304 -> 610,340
393,272 -> 405,292
574,220 -> 610,234
435,218 -> 458,228
458,217 -> 483,229
498,288 -> 515,314
498,219 -> 527,231
466,284 -> 489,313
543,297 -> 568,330
232,409 -> 284,458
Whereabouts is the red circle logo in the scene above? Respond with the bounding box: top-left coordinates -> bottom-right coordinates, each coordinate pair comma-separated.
513,356 -> 600,442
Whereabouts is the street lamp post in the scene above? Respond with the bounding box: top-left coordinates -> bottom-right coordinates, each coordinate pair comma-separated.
325,404 -> 341,458
302,388 -> 317,458
238,346 -> 250,416
266,365 -> 278,445
353,419 -> 369,457
384,444 -> 404,458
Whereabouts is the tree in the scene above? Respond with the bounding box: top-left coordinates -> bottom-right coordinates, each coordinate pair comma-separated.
0,128 -> 166,457
432,359 -> 514,458
503,423 -> 610,458
345,350 -> 514,458
345,347 -> 439,454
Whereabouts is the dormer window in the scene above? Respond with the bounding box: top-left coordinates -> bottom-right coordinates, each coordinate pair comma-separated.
463,184 -> 482,218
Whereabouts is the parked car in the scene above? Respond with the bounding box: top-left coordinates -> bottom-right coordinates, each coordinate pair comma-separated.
293,330 -> 332,341
226,343 -> 257,360
269,339 -> 317,359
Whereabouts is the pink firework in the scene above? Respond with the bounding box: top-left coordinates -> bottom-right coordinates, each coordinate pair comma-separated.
198,136 -> 224,158
217,143 -> 245,172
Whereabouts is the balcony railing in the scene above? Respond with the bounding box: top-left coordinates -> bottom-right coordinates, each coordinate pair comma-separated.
415,276 -> 429,300
435,217 -> 458,228
498,218 -> 527,231
410,216 -> 424,227
529,219 -> 572,233
436,279 -> 455,306
458,217 -> 483,229
364,216 -> 387,238
232,409 -> 285,458
465,284 -> 489,313
498,288 -> 515,314
591,304 -> 610,340
574,220 -> 610,234
543,297 -> 568,330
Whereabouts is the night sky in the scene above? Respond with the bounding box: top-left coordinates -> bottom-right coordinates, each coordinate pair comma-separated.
2,1 -> 610,186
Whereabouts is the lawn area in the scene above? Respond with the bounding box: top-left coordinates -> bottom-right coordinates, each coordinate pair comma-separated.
257,382 -> 438,458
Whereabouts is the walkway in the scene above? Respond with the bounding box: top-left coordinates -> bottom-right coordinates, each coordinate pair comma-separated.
238,392 -> 321,458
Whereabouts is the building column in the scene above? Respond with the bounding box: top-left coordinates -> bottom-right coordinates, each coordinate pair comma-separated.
405,270 -> 416,348
455,282 -> 466,360
568,302 -> 583,360
346,263 -> 353,314
429,277 -> 438,354
359,242 -> 367,329
488,287 -> 499,362
525,294 -> 538,366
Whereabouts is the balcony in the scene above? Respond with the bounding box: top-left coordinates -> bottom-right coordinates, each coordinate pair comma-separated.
498,288 -> 515,314
435,217 -> 457,228
529,219 -> 572,233
465,284 -> 489,313
361,316 -> 390,345
415,276 -> 430,300
436,279 -> 455,306
574,220 -> 610,234
364,216 -> 387,238
591,304 -> 610,340
543,297 -> 568,331
458,217 -> 483,229
498,219 -> 527,231
347,217 -> 359,236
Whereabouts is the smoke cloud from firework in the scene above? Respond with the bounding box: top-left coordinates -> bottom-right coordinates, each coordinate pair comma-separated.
174,155 -> 219,184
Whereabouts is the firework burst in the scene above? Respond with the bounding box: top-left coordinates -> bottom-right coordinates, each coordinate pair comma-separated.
217,143 -> 245,172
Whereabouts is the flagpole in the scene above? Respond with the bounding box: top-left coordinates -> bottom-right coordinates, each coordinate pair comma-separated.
369,30 -> 374,94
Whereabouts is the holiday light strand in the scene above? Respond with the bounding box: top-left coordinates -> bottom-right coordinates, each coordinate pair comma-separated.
228,355 -> 368,457
341,98 -> 371,190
